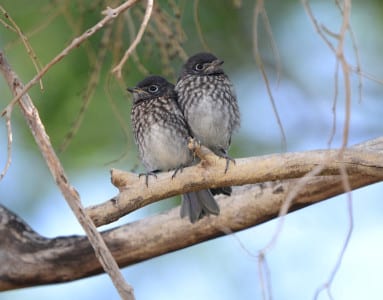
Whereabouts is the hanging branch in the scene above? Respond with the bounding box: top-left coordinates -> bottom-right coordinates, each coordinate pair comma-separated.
0,50 -> 135,300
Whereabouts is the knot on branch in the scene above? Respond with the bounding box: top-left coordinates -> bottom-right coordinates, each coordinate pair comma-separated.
111,168 -> 142,190
188,138 -> 219,168
102,6 -> 118,18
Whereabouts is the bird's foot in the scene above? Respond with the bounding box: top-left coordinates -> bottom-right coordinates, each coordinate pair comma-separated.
217,150 -> 235,173
138,171 -> 158,187
171,165 -> 185,179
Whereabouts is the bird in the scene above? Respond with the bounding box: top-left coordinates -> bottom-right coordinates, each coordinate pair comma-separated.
128,75 -> 220,223
175,52 -> 240,194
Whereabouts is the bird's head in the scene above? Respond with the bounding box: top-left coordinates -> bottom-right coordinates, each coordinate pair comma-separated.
127,75 -> 175,103
181,52 -> 225,77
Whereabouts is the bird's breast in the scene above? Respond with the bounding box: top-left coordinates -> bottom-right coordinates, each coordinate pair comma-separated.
140,123 -> 191,171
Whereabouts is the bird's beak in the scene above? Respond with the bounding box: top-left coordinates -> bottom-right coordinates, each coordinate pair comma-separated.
206,59 -> 224,74
127,87 -> 139,93
212,59 -> 224,67
127,87 -> 148,102
127,87 -> 148,97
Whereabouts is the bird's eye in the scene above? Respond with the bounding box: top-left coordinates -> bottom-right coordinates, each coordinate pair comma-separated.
148,85 -> 159,93
194,63 -> 204,71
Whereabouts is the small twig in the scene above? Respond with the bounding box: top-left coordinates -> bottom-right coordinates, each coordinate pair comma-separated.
302,0 -> 354,150
112,0 -> 154,78
0,5 -> 43,90
253,0 -> 287,151
302,0 -> 336,53
258,253 -> 273,300
5,11 -> 61,53
349,66 -> 383,85
193,0 -> 210,51
260,164 -> 326,254
336,0 -> 352,149
327,61 -> 339,147
0,50 -> 135,300
59,24 -> 113,153
314,164 -> 354,299
0,108 -> 12,181
260,2 -> 282,84
123,10 -> 150,75
334,0 -> 363,103
0,14 -> 16,32
59,1 -> 97,66
303,3 -> 355,299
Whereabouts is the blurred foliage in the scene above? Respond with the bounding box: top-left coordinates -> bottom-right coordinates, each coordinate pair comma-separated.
1,0 -> 383,171
0,0 -> 262,171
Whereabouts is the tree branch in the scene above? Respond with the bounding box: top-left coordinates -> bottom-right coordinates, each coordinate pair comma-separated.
0,167 -> 381,290
0,50 -> 135,299
87,137 -> 383,227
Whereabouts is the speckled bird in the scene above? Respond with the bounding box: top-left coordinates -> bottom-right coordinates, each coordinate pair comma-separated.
175,52 -> 240,174
128,75 -> 220,223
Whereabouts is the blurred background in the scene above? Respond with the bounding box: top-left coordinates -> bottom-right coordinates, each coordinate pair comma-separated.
1,0 -> 383,299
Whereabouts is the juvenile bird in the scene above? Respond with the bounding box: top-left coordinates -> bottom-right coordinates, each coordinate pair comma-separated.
128,75 -> 220,223
175,52 -> 240,194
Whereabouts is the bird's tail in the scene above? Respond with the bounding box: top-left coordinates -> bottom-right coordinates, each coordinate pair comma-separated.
181,190 -> 220,223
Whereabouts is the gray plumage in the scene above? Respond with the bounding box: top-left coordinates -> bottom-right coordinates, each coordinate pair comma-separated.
129,75 -> 219,223
175,52 -> 240,195
176,52 -> 240,163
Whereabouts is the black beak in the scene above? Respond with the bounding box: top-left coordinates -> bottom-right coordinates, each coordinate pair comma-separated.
205,59 -> 224,74
212,59 -> 224,67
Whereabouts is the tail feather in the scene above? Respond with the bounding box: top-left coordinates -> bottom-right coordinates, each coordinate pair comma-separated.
210,186 -> 232,196
181,189 -> 220,223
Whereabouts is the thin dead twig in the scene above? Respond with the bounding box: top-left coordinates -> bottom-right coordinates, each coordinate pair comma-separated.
0,109 -> 12,181
112,0 -> 154,78
194,0 -> 210,52
59,24 -> 113,153
0,49 -> 135,299
252,0 -> 286,151
123,10 -> 150,75
314,164 -> 354,300
334,0 -> 363,103
328,61 -> 339,147
0,5 -> 43,90
303,1 -> 355,298
335,0 -> 352,149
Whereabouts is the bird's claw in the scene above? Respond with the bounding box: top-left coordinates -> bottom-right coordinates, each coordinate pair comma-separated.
138,171 -> 158,187
216,149 -> 235,173
223,156 -> 236,173
171,165 -> 184,179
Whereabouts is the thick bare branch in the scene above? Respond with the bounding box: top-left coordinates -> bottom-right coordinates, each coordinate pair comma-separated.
87,137 -> 383,227
1,169 -> 381,291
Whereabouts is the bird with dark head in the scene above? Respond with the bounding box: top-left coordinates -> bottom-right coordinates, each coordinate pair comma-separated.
128,75 -> 220,223
175,52 -> 240,195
